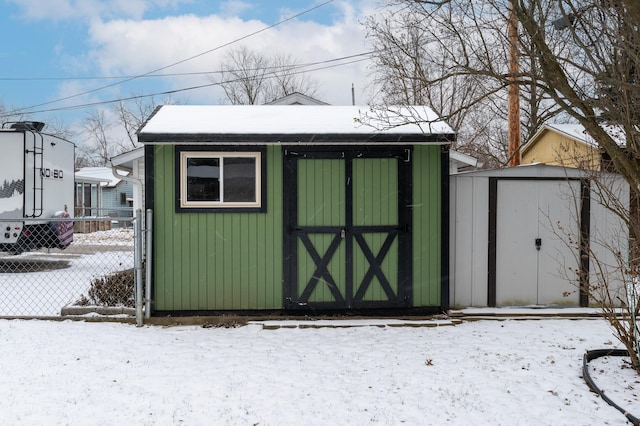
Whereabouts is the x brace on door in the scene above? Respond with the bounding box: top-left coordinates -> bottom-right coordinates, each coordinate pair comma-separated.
352,230 -> 398,302
298,230 -> 346,304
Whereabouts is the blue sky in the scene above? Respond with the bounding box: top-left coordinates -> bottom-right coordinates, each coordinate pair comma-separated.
0,0 -> 378,132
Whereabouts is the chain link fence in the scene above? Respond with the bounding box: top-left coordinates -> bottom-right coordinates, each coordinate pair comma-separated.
0,213 -> 146,319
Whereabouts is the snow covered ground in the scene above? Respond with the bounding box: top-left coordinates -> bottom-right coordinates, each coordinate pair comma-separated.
0,318 -> 637,425
71,228 -> 134,247
1,230 -> 638,424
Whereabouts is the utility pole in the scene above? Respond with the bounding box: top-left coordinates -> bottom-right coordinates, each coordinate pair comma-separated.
508,2 -> 521,167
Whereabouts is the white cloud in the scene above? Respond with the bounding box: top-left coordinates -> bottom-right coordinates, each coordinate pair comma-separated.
9,0 -> 383,113
5,0 -> 385,150
80,2 -> 380,105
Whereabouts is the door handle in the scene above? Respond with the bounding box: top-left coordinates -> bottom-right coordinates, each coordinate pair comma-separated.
535,238 -> 542,251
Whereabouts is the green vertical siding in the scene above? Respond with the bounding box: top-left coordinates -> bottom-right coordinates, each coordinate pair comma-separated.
296,159 -> 346,303
297,159 -> 345,227
412,145 -> 442,306
353,158 -> 398,226
153,145 -> 283,311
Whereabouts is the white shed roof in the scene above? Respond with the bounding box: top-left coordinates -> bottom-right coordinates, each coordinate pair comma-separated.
138,105 -> 454,140
453,163 -> 589,178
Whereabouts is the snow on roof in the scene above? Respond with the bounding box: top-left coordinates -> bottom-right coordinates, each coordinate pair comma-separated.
545,123 -> 591,143
138,105 -> 454,137
533,123 -> 626,148
75,167 -> 127,187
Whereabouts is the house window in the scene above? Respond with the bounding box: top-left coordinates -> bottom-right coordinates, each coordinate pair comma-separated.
179,151 -> 262,210
120,192 -> 127,205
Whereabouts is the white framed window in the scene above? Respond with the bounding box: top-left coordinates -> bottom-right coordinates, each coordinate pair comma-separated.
179,151 -> 262,209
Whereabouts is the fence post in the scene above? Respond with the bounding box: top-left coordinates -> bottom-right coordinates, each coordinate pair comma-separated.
145,209 -> 153,319
134,209 -> 143,326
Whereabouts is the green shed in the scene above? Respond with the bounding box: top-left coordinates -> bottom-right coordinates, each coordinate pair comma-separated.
138,105 -> 454,315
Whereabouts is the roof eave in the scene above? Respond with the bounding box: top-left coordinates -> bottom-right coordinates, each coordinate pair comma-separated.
137,132 -> 455,145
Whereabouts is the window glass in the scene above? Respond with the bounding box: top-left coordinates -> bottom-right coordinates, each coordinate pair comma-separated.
186,157 -> 220,202
223,157 -> 256,202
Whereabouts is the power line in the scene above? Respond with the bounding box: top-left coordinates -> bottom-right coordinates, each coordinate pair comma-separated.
6,0 -> 334,115
1,55 -> 371,116
0,51 -> 373,81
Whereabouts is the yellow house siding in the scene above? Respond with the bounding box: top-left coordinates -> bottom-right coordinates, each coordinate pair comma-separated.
522,130 -> 601,170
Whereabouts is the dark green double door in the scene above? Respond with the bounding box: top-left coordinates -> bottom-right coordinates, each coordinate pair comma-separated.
284,148 -> 412,310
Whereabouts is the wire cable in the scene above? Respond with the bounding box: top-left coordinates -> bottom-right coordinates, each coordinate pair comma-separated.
0,51 -> 373,82
6,0 -> 334,115
1,55 -> 371,116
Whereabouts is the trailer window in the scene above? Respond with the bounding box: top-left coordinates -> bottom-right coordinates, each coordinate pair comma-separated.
179,151 -> 262,211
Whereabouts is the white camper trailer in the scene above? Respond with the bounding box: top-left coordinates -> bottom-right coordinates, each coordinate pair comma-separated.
0,122 -> 75,253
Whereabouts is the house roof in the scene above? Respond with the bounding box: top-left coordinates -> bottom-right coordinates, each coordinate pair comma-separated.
137,105 -> 455,145
111,147 -> 144,169
266,92 -> 329,105
74,175 -> 108,185
450,150 -> 482,168
522,122 -> 626,155
75,167 -> 127,187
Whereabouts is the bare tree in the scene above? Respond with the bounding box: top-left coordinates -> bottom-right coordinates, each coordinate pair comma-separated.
371,0 -> 639,371
79,95 -> 174,166
113,97 -> 160,150
365,1 -> 566,166
217,46 -> 270,105
81,109 -> 116,166
0,101 -> 22,127
214,46 -> 320,105
40,117 -> 76,142
515,2 -> 640,371
263,52 -> 320,103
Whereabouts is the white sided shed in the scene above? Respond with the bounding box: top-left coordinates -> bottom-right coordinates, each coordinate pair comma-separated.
450,164 -> 629,308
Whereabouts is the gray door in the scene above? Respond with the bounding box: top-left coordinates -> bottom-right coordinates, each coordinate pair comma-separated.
495,180 -> 581,306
